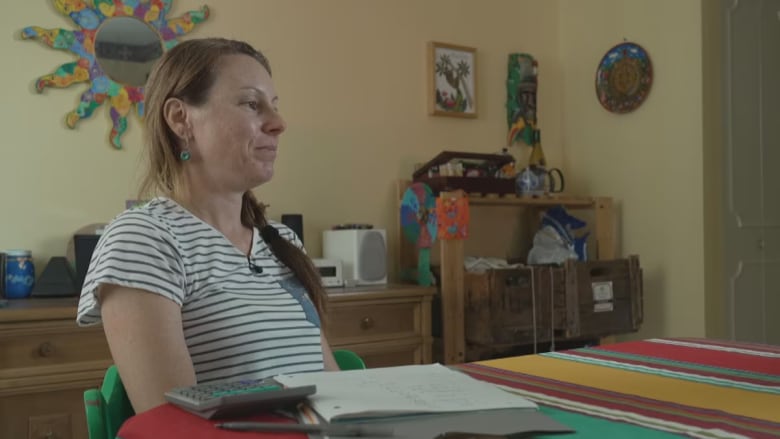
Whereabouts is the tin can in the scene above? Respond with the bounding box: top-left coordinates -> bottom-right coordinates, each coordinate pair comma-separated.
4,250 -> 35,299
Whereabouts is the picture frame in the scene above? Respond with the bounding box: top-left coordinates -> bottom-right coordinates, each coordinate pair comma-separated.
428,41 -> 477,118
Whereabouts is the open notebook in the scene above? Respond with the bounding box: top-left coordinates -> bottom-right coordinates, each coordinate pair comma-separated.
274,363 -> 538,423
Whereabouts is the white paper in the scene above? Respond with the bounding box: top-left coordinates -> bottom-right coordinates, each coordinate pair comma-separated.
275,363 -> 537,423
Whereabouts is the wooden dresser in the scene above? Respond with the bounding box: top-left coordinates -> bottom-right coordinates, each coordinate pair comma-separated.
0,284 -> 434,438
0,298 -> 112,439
323,284 -> 435,367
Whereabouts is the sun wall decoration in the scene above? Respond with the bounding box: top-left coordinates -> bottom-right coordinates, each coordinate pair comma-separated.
21,0 -> 209,149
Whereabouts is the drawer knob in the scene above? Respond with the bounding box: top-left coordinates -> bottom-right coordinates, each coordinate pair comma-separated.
38,342 -> 56,357
360,317 -> 375,330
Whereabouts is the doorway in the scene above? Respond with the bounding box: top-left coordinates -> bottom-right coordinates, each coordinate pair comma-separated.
722,0 -> 780,344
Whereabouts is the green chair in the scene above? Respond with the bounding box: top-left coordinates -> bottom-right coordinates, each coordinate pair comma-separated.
333,349 -> 367,370
85,350 -> 365,439
84,365 -> 134,439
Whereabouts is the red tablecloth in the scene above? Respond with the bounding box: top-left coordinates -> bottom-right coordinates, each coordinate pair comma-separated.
116,404 -> 306,439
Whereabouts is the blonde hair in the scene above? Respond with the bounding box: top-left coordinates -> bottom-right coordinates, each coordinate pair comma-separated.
139,38 -> 325,315
140,37 -> 270,198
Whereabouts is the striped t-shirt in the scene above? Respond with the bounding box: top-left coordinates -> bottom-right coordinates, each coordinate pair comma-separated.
76,197 -> 324,384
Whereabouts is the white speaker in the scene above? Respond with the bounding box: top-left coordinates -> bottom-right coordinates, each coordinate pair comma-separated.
322,229 -> 387,286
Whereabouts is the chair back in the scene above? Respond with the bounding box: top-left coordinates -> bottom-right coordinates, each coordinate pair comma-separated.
102,365 -> 135,437
84,365 -> 135,439
83,389 -> 107,439
333,349 -> 367,370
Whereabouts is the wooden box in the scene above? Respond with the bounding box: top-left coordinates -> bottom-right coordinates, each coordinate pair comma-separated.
461,255 -> 643,347
561,255 -> 643,338
464,267 -> 563,346
413,151 -> 516,195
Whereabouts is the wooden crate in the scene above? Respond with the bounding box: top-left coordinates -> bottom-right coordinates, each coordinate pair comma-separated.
464,267 -> 564,346
460,255 -> 642,352
562,255 -> 643,338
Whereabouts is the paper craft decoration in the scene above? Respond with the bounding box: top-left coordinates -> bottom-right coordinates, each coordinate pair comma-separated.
400,183 -> 437,286
436,193 -> 469,240
20,0 -> 209,149
506,53 -> 538,146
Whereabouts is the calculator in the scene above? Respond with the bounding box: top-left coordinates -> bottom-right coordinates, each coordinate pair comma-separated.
164,377 -> 316,419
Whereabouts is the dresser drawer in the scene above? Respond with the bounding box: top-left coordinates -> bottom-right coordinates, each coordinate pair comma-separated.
0,386 -> 90,439
360,344 -> 421,368
326,300 -> 420,344
0,321 -> 111,371
334,338 -> 430,368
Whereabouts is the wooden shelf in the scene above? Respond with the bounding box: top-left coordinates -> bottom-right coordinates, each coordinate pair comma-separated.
466,194 -> 597,208
397,179 -> 618,365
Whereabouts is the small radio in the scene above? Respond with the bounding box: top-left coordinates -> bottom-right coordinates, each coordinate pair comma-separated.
322,228 -> 387,286
312,258 -> 344,288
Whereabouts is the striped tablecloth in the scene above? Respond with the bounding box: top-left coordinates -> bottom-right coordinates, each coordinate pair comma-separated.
454,338 -> 780,438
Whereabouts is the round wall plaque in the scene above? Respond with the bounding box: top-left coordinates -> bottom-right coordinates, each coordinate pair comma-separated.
595,42 -> 653,114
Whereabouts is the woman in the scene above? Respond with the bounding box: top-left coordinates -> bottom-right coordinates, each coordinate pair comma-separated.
77,38 -> 338,414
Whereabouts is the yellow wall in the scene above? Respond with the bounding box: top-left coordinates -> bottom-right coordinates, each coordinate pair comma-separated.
1,0 -> 561,276
558,0 -> 708,338
1,1 -> 717,339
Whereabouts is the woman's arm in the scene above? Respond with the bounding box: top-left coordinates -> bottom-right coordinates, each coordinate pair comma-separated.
100,284 -> 196,413
321,333 -> 340,371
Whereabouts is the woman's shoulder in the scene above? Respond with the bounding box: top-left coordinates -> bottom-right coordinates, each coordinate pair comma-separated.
104,197 -> 178,235
99,198 -> 198,250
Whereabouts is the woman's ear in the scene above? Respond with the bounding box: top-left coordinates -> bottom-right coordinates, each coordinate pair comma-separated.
162,97 -> 189,139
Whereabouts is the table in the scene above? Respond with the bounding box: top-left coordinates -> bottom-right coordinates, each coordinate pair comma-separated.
458,337 -> 780,438
117,338 -> 780,438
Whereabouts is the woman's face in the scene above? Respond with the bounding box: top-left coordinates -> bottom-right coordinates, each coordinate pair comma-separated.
185,54 -> 286,192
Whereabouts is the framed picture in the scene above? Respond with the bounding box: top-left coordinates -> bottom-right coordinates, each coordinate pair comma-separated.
428,41 -> 477,118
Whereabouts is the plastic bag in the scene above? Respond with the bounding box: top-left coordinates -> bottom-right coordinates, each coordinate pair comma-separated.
527,205 -> 589,265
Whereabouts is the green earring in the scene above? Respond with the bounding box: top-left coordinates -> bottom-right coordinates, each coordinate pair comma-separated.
179,150 -> 191,161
